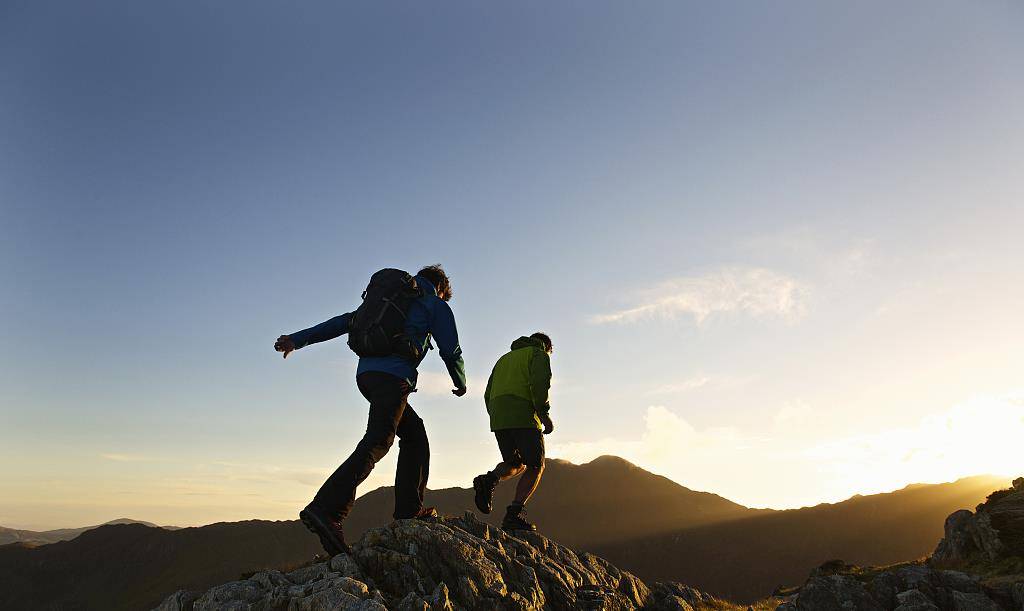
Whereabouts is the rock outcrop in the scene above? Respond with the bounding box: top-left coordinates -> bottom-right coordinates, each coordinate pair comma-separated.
777,478 -> 1024,611
775,561 -> 1016,611
155,479 -> 1024,610
154,512 -> 715,611
931,477 -> 1024,571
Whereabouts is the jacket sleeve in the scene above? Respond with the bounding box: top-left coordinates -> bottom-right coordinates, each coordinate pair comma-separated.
289,313 -> 353,349
528,350 -> 552,415
431,301 -> 468,390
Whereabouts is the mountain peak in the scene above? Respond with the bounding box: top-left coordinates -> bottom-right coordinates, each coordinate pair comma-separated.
154,512 -> 716,611
585,454 -> 639,467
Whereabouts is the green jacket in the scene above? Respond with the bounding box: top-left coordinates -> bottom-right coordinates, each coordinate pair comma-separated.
485,336 -> 551,431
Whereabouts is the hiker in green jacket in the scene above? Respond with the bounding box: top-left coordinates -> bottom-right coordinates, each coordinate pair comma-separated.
472,332 -> 554,532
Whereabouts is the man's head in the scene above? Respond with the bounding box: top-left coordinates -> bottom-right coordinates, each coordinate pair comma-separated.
531,332 -> 553,354
417,264 -> 452,301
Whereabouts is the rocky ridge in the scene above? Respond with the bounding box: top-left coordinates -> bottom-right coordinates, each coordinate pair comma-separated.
778,477 -> 1024,611
155,512 -> 717,611
155,478 -> 1024,611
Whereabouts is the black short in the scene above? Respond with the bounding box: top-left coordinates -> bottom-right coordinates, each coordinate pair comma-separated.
494,428 -> 545,469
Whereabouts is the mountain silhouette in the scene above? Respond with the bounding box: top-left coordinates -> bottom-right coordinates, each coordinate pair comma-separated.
0,458 -> 1005,610
151,478 -> 1024,611
346,455 -> 758,547
0,520 -> 320,611
0,456 -> 750,610
591,474 -> 1007,603
0,518 -> 176,546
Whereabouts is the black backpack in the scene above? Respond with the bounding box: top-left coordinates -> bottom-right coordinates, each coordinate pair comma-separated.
347,268 -> 423,360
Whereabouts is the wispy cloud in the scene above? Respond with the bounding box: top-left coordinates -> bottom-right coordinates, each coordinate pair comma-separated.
99,453 -> 156,462
591,266 -> 808,325
645,373 -> 756,396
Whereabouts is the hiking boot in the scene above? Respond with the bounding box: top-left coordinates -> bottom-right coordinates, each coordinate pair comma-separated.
299,503 -> 350,556
501,504 -> 537,532
414,506 -> 438,520
396,506 -> 438,520
473,473 -> 498,514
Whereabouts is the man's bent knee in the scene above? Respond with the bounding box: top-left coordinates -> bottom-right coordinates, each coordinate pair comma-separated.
358,430 -> 397,455
398,416 -> 428,445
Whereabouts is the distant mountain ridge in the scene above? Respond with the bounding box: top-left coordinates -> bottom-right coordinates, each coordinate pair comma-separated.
0,456 -> 758,610
592,474 -> 1008,602
346,455 -> 761,547
151,477 -> 1024,611
0,518 -> 178,546
0,457 -> 1006,610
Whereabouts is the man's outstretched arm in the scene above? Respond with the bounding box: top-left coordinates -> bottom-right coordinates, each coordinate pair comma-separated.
431,301 -> 467,394
275,313 -> 352,358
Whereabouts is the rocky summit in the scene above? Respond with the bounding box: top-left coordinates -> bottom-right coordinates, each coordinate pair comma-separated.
154,512 -> 715,611
778,477 -> 1024,611
154,478 -> 1024,611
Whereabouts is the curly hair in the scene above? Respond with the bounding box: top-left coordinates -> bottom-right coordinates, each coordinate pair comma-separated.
530,332 -> 553,354
417,264 -> 452,301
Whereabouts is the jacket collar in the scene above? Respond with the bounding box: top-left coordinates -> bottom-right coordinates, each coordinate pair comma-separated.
415,275 -> 438,297
511,336 -> 544,351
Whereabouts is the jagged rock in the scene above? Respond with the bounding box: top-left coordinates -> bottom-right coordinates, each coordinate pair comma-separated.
932,479 -> 1024,569
153,512 -> 709,611
949,590 -> 1001,611
935,511 -> 983,566
893,588 -> 938,611
394,583 -> 453,611
648,582 -> 709,610
777,560 -> 1016,611
785,573 -> 886,610
153,590 -> 199,611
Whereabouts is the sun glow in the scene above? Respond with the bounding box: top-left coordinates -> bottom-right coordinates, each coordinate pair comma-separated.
810,392 -> 1024,492
549,391 -> 1024,509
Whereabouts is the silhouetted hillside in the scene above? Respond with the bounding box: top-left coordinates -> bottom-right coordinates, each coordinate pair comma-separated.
0,518 -> 174,546
0,456 -> 751,610
0,460 -> 1003,609
0,520 -> 321,611
347,455 -> 758,547
592,475 -> 1007,603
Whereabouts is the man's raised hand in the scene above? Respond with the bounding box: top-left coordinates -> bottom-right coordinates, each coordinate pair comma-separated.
275,335 -> 295,359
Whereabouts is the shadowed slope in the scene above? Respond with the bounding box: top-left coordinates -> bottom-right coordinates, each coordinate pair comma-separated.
345,455 -> 758,547
0,456 -> 751,610
592,475 -> 1008,603
0,521 -> 322,611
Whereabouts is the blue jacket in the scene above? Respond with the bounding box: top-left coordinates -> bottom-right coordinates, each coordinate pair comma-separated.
288,275 -> 467,390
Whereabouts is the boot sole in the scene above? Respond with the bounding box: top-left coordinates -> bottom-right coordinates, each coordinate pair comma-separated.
299,510 -> 349,556
472,477 -> 493,514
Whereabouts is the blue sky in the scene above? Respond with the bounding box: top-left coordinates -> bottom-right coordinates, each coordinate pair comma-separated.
2,1 -> 1023,529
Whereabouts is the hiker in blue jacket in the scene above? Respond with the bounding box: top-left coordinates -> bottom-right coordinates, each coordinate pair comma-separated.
274,265 -> 467,555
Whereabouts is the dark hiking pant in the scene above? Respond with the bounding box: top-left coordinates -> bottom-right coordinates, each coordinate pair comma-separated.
313,371 -> 429,521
